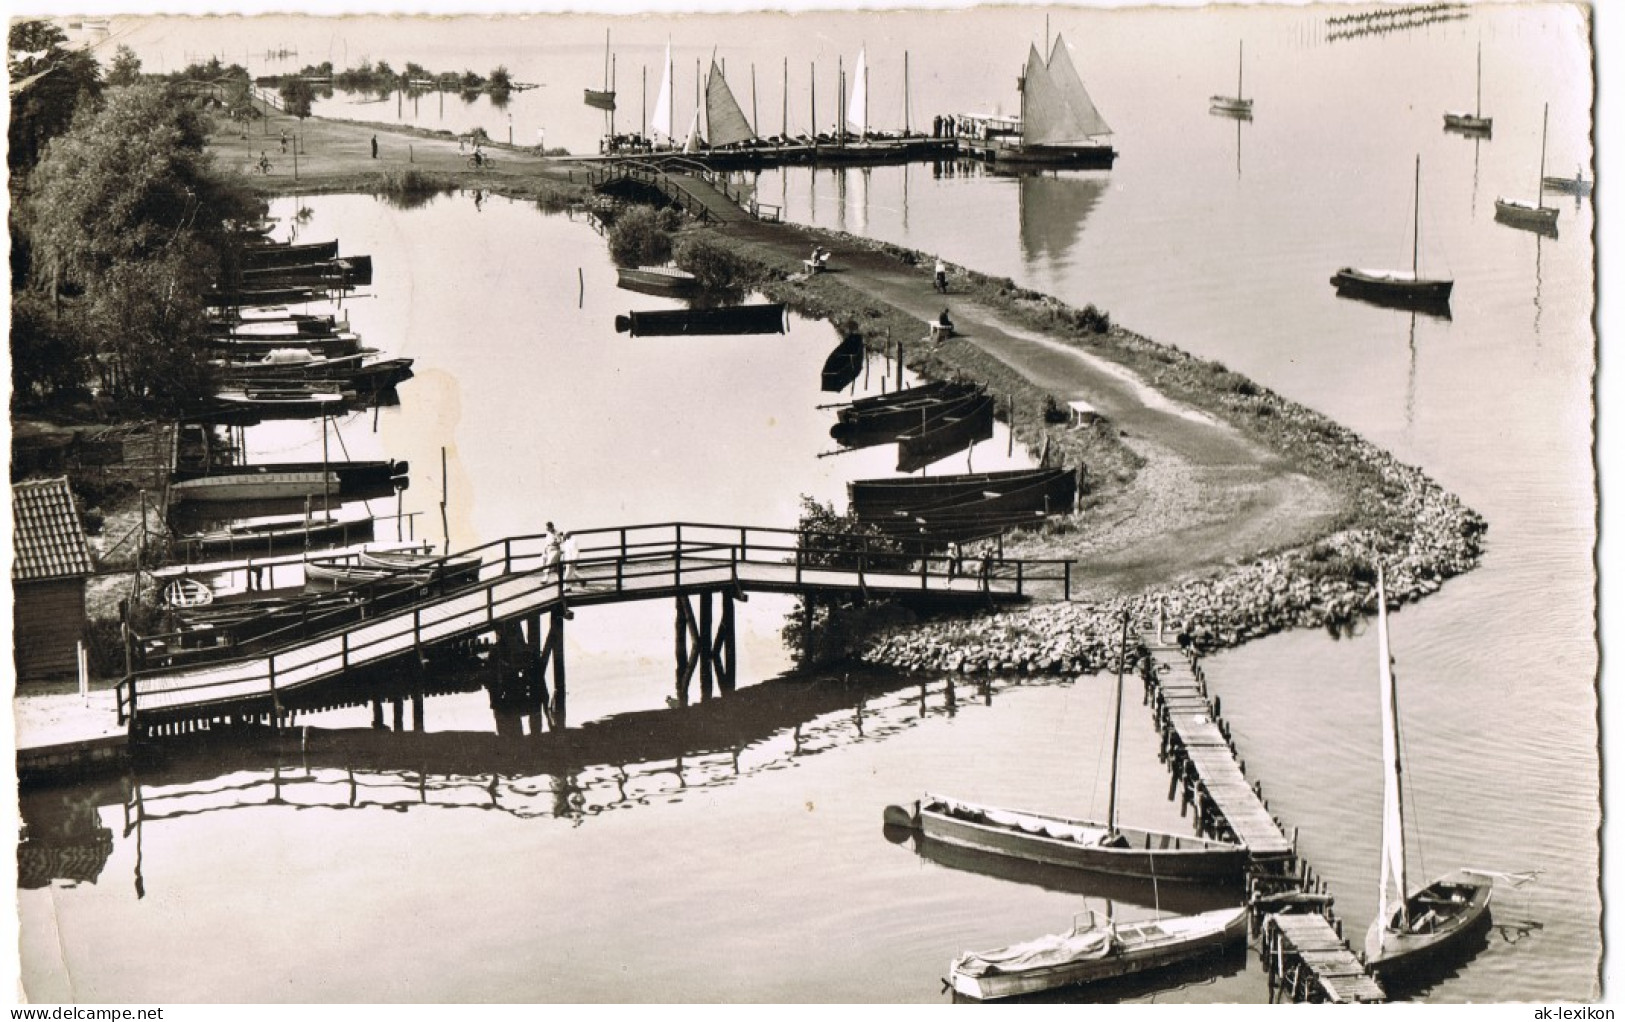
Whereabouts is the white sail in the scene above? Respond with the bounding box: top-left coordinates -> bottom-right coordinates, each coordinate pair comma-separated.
1045,34 -> 1112,139
651,42 -> 674,141
705,60 -> 755,148
682,107 -> 703,152
1375,567 -> 1409,949
846,47 -> 868,138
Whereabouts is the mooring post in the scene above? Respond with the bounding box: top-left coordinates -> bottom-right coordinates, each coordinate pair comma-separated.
699,592 -> 715,702
720,593 -> 737,694
675,595 -> 690,707
550,605 -> 568,728
372,699 -> 384,729
392,695 -> 405,731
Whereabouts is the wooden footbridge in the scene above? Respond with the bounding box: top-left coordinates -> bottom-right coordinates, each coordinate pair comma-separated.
1139,633 -> 1387,1003
120,521 -> 1075,738
587,158 -> 776,224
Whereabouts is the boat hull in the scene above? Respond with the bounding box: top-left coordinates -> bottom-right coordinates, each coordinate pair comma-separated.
615,303 -> 787,337
170,470 -> 343,503
1443,113 -> 1492,135
1363,871 -> 1494,984
993,143 -> 1118,170
908,795 -> 1249,885
1209,97 -> 1253,119
1494,199 -> 1560,236
1330,268 -> 1453,313
615,266 -> 698,296
949,907 -> 1247,1001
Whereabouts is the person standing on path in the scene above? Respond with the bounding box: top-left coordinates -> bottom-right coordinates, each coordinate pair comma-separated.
371,135 -> 378,159
560,532 -> 580,583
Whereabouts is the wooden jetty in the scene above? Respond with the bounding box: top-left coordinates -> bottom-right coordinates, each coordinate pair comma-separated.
1140,631 -> 1386,1003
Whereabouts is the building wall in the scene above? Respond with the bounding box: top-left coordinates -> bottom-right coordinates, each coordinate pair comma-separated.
13,578 -> 88,681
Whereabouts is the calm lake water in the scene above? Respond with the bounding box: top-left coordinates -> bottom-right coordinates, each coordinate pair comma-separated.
19,4 -> 1600,1004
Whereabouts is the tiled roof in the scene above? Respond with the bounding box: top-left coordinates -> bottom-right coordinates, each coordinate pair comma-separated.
12,477 -> 94,582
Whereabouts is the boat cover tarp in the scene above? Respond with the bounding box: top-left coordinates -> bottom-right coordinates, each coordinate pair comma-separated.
936,796 -> 1111,845
955,925 -> 1113,977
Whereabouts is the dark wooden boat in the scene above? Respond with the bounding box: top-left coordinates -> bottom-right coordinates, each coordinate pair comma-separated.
871,507 -> 1051,545
239,239 -> 340,268
584,87 -> 616,111
990,35 -> 1118,171
862,469 -> 1079,543
614,303 -> 787,337
820,332 -> 867,393
220,357 -> 415,395
173,459 -> 407,491
832,379 -> 967,420
175,513 -> 374,556
208,313 -> 342,336
850,466 -> 1074,518
831,383 -> 985,442
1542,171 -> 1591,197
212,385 -> 349,418
1331,156 -> 1453,313
240,255 -> 371,288
1442,44 -> 1492,136
1494,104 -> 1560,237
206,285 -> 329,308
206,335 -> 366,358
896,394 -> 996,473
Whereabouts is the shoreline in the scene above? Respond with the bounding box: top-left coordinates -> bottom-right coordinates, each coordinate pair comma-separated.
13,104 -> 1487,769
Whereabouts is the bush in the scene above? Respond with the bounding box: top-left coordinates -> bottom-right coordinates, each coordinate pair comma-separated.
374,168 -> 453,210
607,206 -> 672,267
674,234 -> 752,293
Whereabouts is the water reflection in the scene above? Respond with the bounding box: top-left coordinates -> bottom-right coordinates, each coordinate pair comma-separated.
20,671 -> 1084,895
1018,173 -> 1108,271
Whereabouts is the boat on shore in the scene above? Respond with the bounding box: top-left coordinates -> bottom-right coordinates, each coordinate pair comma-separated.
175,512 -> 374,557
614,303 -> 788,337
239,239 -> 340,267
1362,567 -> 1495,985
895,393 -> 996,473
173,459 -> 406,491
1332,156 -> 1453,313
170,468 -> 344,503
948,906 -> 1248,1001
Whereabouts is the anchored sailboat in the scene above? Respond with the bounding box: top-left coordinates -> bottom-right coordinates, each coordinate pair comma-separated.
1331,156 -> 1453,314
1443,43 -> 1491,136
995,34 -> 1117,169
1363,567 -> 1494,983
1495,103 -> 1560,236
846,46 -> 868,140
584,28 -> 617,112
651,41 -> 675,148
1209,41 -> 1253,118
703,58 -> 755,149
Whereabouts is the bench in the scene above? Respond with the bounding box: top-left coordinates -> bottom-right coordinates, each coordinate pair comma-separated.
930,322 -> 955,342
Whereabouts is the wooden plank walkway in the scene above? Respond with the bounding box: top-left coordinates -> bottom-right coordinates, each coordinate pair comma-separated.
123,522 -> 1071,728
1141,634 -> 1294,858
1262,913 -> 1387,1003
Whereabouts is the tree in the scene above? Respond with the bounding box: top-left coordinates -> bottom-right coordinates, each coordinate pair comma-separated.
8,19 -> 104,177
278,76 -> 314,121
106,44 -> 142,87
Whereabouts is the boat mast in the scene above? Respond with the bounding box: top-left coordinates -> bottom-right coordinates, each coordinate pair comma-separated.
1238,40 -> 1244,101
1376,566 -> 1409,943
904,50 -> 910,134
1474,42 -> 1482,119
1537,102 -> 1549,209
1106,610 -> 1129,834
783,57 -> 788,139
1412,155 -> 1421,278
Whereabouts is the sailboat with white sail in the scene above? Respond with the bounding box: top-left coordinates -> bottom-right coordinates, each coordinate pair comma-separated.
883,614 -> 1247,885
1495,103 -> 1560,235
1362,567 -> 1494,983
650,42 -> 675,150
994,34 -> 1117,169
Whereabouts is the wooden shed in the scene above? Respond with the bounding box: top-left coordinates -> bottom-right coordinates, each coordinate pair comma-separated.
12,477 -> 94,681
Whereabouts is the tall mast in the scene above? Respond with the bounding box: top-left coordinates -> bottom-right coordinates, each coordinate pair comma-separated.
1412,155 -> 1421,278
904,51 -> 911,134
782,57 -> 788,139
1376,566 -> 1409,939
810,62 -> 816,141
1537,102 -> 1549,209
1238,40 -> 1244,100
1474,42 -> 1482,118
1106,610 -> 1129,834
751,64 -> 758,139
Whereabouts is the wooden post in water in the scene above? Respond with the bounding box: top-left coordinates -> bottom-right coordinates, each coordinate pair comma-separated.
674,595 -> 690,707
549,606 -> 567,728
895,337 -> 904,389
699,592 -> 715,701
440,446 -> 450,554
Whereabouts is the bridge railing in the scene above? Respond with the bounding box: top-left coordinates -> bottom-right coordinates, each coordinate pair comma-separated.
119,521 -> 1075,725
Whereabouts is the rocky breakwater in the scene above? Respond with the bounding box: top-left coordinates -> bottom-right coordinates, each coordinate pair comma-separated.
862,402 -> 1486,676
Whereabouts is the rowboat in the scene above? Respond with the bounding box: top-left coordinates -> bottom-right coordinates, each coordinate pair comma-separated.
212,386 -> 350,418
948,906 -> 1248,1001
173,459 -> 406,491
175,513 -> 374,556
170,469 -> 343,503
830,379 -> 966,419
205,285 -> 329,307
850,466 -> 1077,518
614,303 -> 787,337
207,334 -> 366,358
239,239 -> 340,268
615,265 -> 698,296
820,332 -> 867,393
830,382 -> 984,441
1542,169 -> 1592,197
887,794 -> 1249,884
896,394 -> 996,473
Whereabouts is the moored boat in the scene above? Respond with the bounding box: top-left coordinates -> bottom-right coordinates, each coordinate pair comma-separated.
239,239 -> 340,268
831,384 -> 986,445
614,303 -> 788,337
1443,43 -> 1492,135
1332,156 -> 1453,313
1208,41 -> 1253,118
990,35 -> 1117,169
616,265 -> 699,296
1494,103 -> 1560,236
850,465 -> 1072,517
895,393 -> 996,473
948,906 -> 1248,1001
170,468 -> 343,503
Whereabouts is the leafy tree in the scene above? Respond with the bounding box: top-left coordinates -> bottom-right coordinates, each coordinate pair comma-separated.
8,19 -> 104,177
488,65 -> 513,93
106,45 -> 142,87
279,76 -> 315,120
607,206 -> 673,268
10,291 -> 87,408
225,80 -> 262,129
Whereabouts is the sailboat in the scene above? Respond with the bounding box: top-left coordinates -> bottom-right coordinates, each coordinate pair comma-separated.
995,34 -> 1117,169
1495,103 -> 1560,235
1443,43 -> 1492,135
846,47 -> 868,140
882,615 -> 1248,885
1208,41 -> 1252,118
584,29 -> 616,111
1331,156 -> 1454,313
1362,567 -> 1494,982
650,42 -> 675,149
702,58 -> 755,150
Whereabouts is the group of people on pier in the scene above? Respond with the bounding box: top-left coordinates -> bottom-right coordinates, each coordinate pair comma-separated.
541,522 -> 580,584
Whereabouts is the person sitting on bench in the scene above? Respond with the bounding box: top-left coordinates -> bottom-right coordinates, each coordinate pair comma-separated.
805,246 -> 830,273
930,307 -> 955,341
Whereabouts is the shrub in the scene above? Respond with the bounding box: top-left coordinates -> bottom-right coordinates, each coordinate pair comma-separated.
674,234 -> 752,293
607,206 -> 672,267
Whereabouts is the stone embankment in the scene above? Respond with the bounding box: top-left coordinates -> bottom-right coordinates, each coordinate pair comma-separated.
861,390 -> 1485,676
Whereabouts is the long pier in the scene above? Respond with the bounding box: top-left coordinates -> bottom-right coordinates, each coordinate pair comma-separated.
120,521 -> 1074,737
1139,632 -> 1386,1003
